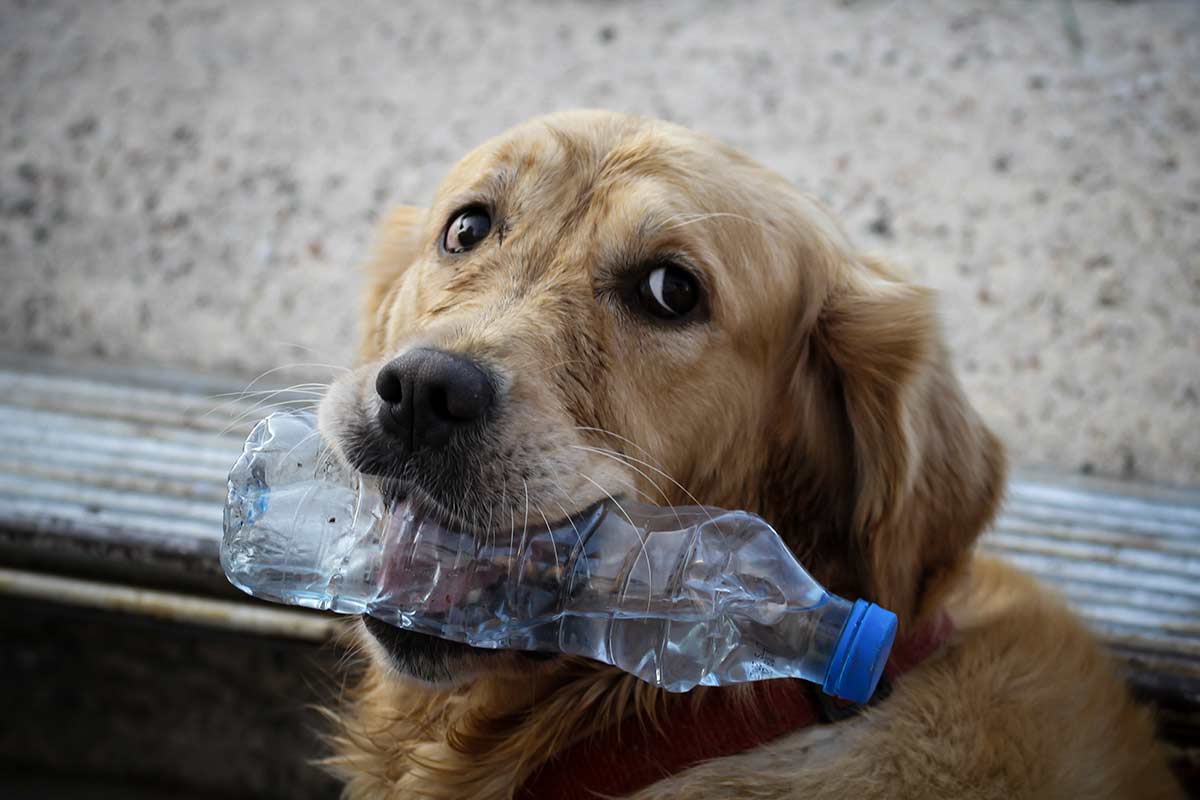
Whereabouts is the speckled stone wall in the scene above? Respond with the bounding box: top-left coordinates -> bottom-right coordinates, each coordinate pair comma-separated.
1,0 -> 1198,484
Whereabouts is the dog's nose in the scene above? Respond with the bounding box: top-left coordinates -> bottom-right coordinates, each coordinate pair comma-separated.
375,348 -> 495,451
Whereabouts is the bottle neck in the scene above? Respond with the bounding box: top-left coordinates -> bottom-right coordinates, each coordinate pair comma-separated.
780,594 -> 854,685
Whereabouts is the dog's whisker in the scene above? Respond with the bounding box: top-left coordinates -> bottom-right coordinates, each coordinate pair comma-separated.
199,383 -> 328,420
501,472 -> 516,578
662,211 -> 765,233
569,444 -> 688,530
237,361 -> 351,395
570,437 -> 716,526
533,500 -> 563,579
572,427 -> 714,517
312,439 -> 341,480
484,499 -> 494,557
572,426 -> 669,474
218,398 -> 319,436
572,471 -> 654,613
213,363 -> 346,426
519,479 -> 532,573
569,444 -> 670,503
565,464 -> 642,504
508,505 -> 517,582
500,473 -> 511,557
547,478 -> 592,583
218,393 -> 321,426
204,383 -> 329,401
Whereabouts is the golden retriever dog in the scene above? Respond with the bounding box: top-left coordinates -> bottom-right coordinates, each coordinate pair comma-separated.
316,111 -> 1181,799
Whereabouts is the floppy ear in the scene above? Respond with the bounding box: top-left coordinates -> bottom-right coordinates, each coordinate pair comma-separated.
359,205 -> 428,362
819,257 -> 1007,628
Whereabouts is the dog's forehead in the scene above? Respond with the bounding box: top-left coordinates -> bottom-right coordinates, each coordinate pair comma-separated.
446,121 -> 681,205
438,115 -> 752,222
425,113 -> 830,333
446,120 -> 770,251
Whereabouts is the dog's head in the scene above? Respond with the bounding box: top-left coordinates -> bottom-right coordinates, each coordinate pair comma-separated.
319,110 -> 1005,689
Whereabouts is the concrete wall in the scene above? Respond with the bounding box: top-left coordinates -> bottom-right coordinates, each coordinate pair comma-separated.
2,0 -> 1198,484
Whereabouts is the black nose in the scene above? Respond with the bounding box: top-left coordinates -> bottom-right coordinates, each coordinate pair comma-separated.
375,348 -> 495,452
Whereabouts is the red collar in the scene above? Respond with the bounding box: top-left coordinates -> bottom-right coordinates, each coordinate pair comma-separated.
519,612 -> 953,800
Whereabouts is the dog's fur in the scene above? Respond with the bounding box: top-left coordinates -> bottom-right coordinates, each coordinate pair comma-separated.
317,111 -> 1181,799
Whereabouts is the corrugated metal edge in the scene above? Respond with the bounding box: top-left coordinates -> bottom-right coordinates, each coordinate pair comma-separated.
0,565 -> 337,641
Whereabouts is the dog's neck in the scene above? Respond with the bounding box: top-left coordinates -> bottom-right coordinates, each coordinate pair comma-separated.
519,611 -> 955,799
327,612 -> 954,800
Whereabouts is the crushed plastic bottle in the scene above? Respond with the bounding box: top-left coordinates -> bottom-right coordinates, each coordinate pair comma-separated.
222,412 -> 897,702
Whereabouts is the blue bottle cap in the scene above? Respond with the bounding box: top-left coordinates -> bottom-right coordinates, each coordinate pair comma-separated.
822,599 -> 898,704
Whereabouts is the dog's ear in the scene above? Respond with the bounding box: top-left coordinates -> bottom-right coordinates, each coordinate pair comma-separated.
359,205 -> 428,362
818,257 -> 1006,628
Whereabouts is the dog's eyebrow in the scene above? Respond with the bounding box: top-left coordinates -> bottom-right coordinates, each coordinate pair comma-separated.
485,167 -> 519,199
442,167 -> 519,216
632,206 -> 734,248
593,211 -> 713,284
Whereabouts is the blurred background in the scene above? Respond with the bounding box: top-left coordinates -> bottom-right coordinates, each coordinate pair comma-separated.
3,0 -> 1198,483
1,1 -> 1198,798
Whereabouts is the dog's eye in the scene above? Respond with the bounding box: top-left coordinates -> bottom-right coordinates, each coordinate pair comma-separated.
638,264 -> 701,320
443,207 -> 492,254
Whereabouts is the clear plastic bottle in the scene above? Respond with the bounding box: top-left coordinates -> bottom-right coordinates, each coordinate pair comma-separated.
222,412 -> 897,702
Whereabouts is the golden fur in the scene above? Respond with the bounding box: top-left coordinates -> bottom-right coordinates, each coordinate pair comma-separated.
317,111 -> 1181,799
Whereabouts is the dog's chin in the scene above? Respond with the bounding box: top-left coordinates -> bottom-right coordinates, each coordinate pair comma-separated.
359,616 -> 484,687
360,617 -> 556,689
339,430 -> 607,687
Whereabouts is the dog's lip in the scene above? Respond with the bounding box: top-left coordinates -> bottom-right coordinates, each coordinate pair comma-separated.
376,476 -> 612,537
360,615 -> 494,671
360,615 -> 557,668
377,479 -> 465,530
399,493 -> 609,539
361,496 -> 609,633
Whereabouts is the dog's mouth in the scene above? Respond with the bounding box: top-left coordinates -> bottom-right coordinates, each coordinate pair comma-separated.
358,478 -> 612,682
360,614 -> 558,684
369,487 -> 609,611
342,422 -> 507,534
333,403 -> 623,682
376,477 -> 471,532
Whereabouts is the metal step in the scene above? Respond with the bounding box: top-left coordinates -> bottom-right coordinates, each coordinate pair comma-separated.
0,356 -> 339,799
